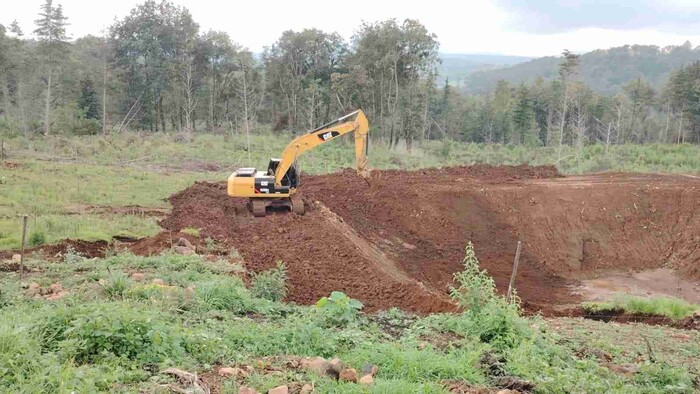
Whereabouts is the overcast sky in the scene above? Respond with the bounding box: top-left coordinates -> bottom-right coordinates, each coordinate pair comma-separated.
4,0 -> 700,57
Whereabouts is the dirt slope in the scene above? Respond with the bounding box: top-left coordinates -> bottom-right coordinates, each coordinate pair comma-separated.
153,166 -> 700,313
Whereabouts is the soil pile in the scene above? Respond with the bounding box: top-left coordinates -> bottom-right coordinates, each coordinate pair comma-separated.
15,165 -> 692,315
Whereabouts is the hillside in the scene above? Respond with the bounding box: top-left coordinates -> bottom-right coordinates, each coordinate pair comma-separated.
463,43 -> 700,94
438,53 -> 533,87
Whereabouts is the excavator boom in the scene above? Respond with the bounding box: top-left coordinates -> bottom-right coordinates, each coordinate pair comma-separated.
273,109 -> 369,186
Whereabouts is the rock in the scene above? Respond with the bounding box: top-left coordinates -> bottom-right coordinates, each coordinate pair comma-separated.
238,386 -> 260,394
329,358 -> 345,374
299,384 -> 314,394
217,367 -> 238,377
268,385 -> 288,394
98,278 -> 106,285
46,290 -> 69,301
27,282 -> 41,296
49,283 -> 63,293
174,246 -> 196,256
11,254 -> 21,262
152,278 -> 166,286
339,368 -> 358,383
176,237 -> 194,248
361,364 -> 379,376
359,374 -> 374,385
496,390 -> 519,394
300,357 -> 331,376
130,272 -> 145,281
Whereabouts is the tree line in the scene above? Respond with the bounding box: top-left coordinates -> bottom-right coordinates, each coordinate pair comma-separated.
0,0 -> 699,148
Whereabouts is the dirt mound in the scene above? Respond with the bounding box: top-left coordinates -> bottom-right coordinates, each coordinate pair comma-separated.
138,165 -> 700,314
159,182 -> 242,240
128,231 -> 202,256
42,239 -> 109,259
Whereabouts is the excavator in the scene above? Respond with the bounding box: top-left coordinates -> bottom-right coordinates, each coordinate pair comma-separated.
227,109 -> 370,217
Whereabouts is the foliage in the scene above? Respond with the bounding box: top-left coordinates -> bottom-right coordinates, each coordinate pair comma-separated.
583,296 -> 699,321
315,291 -> 364,327
250,262 -> 288,302
448,242 -> 529,350
28,231 -> 46,246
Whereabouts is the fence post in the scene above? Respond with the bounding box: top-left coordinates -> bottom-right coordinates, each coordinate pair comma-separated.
507,241 -> 522,301
19,215 -> 29,284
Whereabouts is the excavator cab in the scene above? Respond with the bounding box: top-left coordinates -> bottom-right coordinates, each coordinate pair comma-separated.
267,158 -> 299,188
228,109 -> 369,217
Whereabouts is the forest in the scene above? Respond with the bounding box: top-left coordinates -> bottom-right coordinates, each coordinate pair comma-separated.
1,0 -> 700,150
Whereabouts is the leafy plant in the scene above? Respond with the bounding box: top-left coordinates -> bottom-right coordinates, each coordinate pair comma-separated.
28,231 -> 46,246
449,242 -> 529,350
100,273 -> 131,300
251,262 -> 288,302
316,291 -> 363,327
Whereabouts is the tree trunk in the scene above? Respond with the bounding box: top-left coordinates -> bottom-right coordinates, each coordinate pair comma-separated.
44,69 -> 52,135
557,83 -> 569,163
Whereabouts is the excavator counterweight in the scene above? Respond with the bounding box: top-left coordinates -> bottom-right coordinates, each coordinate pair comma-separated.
227,110 -> 370,217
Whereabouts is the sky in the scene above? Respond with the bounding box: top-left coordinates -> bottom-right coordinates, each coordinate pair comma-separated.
4,0 -> 700,57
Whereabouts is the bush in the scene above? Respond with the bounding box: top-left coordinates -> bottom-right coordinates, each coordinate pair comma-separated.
251,262 -> 288,302
100,273 -> 131,300
316,291 -> 363,327
194,278 -> 257,314
59,303 -> 185,364
448,242 -> 530,350
28,231 -> 47,246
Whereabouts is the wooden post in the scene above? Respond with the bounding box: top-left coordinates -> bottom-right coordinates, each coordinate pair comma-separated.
507,241 -> 522,301
19,215 -> 29,283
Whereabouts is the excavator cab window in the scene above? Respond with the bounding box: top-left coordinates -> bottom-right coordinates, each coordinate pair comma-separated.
267,158 -> 299,188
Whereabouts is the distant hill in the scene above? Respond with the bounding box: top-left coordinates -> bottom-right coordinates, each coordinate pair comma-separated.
438,53 -> 533,87
462,43 -> 700,94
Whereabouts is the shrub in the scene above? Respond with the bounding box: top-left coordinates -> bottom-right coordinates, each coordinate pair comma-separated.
251,262 -> 288,302
59,303 -> 185,364
100,273 -> 131,300
28,231 -> 47,246
194,278 -> 256,314
316,291 -> 363,327
448,242 -> 529,350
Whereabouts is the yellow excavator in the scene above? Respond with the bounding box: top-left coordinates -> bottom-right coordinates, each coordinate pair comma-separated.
227,109 -> 370,217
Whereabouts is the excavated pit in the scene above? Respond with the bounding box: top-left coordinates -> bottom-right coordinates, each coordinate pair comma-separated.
152,165 -> 699,314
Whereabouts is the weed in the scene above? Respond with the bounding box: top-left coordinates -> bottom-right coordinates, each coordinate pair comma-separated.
251,262 -> 288,302
181,227 -> 201,237
448,242 -> 529,350
583,296 -> 699,321
316,291 -> 364,327
28,231 -> 46,246
100,273 -> 131,300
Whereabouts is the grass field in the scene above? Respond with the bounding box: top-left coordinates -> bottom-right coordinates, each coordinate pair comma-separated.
2,132 -> 699,250
0,248 -> 697,393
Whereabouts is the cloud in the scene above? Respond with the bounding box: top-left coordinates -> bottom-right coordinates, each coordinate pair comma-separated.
495,0 -> 700,33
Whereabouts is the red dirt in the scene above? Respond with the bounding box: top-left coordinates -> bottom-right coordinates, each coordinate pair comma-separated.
127,231 -> 202,256
11,165 -> 696,315
41,239 -> 109,259
154,166 -> 699,314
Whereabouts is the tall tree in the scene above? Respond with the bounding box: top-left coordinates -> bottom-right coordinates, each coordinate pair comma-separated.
556,49 -> 580,161
512,84 -> 534,144
77,77 -> 100,119
34,0 -> 69,135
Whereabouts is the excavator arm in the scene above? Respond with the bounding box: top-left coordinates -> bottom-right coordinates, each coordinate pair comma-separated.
274,109 -> 370,187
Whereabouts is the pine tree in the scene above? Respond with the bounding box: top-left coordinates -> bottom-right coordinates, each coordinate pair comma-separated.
34,0 -> 69,135
78,77 -> 100,120
512,84 -> 534,144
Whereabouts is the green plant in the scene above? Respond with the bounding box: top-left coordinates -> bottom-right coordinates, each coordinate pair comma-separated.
582,296 -> 699,321
251,262 -> 288,302
316,291 -> 363,327
181,228 -> 201,237
62,246 -> 84,264
448,242 -> 529,350
28,231 -> 47,246
100,273 -> 131,300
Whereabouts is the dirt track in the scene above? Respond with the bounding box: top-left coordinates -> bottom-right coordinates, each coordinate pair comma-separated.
153,165 -> 699,314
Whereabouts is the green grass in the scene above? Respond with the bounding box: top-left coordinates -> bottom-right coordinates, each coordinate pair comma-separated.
583,296 -> 700,321
0,249 -> 697,393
